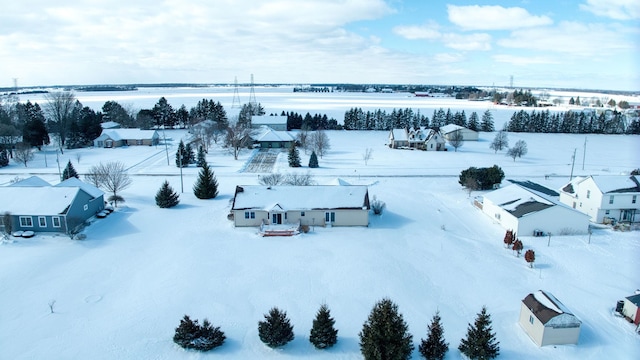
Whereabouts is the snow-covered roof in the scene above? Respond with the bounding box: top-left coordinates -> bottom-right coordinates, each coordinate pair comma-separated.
253,126 -> 294,142
232,185 -> 369,211
523,290 -> 581,327
55,177 -> 104,199
9,176 -> 51,187
100,121 -> 120,129
590,175 -> 640,194
325,178 -> 351,186
97,129 -> 158,141
484,184 -> 556,218
0,187 -> 80,215
251,115 -> 287,126
390,129 -> 408,141
440,124 -> 474,134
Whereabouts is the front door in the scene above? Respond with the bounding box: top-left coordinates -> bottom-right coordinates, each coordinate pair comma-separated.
325,211 -> 335,224
272,213 -> 282,224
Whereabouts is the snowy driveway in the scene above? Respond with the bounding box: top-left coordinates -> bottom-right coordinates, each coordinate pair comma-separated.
243,149 -> 281,173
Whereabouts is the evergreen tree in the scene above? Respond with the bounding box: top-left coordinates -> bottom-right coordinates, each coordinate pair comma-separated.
196,145 -> 207,167
458,306 -> 499,360
176,140 -> 187,168
480,110 -> 495,132
62,160 -> 79,180
288,143 -> 301,167
193,163 -> 219,199
419,311 -> 449,360
258,307 -> 295,348
173,315 -> 225,351
155,180 -> 180,208
184,142 -> 195,164
310,304 -> 338,349
309,150 -> 319,168
0,149 -> 8,167
468,112 -> 480,131
359,298 -> 413,360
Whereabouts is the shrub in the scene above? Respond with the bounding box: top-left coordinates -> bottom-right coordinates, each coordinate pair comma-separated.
173,315 -> 226,351
258,307 -> 294,348
371,195 -> 386,215
459,165 -> 504,190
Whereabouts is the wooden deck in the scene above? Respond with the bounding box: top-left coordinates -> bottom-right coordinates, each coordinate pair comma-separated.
259,221 -> 300,237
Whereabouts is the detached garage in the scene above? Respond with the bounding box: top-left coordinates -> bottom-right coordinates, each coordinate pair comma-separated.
519,290 -> 582,347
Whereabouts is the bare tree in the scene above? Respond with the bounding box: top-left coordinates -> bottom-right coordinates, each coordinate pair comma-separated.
296,128 -> 310,154
1,212 -> 12,242
44,91 -> 76,153
284,171 -> 315,186
13,143 -> 33,167
259,172 -> 285,186
362,148 -> 373,165
507,140 -> 528,161
489,131 -> 509,153
86,161 -> 132,207
448,130 -> 464,152
224,120 -> 252,160
309,130 -> 331,158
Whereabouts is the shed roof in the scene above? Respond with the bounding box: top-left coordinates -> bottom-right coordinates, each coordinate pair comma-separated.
253,127 -> 294,142
390,129 -> 408,141
440,124 -> 476,135
232,185 -> 369,211
523,290 -> 581,327
508,179 -> 560,197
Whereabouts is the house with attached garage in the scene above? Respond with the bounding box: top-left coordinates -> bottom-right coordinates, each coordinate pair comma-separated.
0,176 -> 104,234
251,115 -> 288,131
251,126 -> 295,149
558,175 -> 640,224
481,182 -> 590,235
389,127 -> 445,151
93,129 -> 159,148
230,185 -> 370,230
519,290 -> 582,347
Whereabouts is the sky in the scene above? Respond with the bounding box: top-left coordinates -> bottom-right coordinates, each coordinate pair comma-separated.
1,0 -> 638,91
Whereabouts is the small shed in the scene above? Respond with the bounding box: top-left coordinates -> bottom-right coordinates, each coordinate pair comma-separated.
519,290 -> 582,347
622,293 -> 640,325
440,124 -> 479,141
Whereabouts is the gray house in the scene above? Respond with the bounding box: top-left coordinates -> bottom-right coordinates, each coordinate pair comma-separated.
0,177 -> 104,234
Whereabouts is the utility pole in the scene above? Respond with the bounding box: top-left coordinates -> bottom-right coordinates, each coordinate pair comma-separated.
163,129 -> 169,165
570,148 -> 576,180
582,136 -> 587,170
178,146 -> 184,193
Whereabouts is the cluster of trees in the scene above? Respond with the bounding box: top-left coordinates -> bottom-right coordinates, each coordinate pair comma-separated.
279,111 -> 339,130
155,162 -> 218,208
342,107 -> 495,132
459,165 -> 505,192
504,230 -> 536,266
505,109 -> 638,134
172,299 -> 500,360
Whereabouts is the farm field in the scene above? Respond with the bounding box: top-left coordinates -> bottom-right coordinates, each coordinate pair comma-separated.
1,89 -> 639,359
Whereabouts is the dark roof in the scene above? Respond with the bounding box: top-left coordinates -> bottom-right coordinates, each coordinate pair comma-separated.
523,292 -> 562,325
626,293 -> 640,306
508,179 -> 560,197
610,176 -> 640,193
507,200 -> 554,218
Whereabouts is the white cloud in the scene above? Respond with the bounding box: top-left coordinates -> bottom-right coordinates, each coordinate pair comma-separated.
447,5 -> 553,30
493,54 -> 559,66
442,33 -> 492,51
392,22 -> 441,40
579,0 -> 640,20
433,53 -> 464,63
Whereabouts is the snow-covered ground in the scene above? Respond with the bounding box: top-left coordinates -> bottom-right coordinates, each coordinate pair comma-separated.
1,90 -> 639,359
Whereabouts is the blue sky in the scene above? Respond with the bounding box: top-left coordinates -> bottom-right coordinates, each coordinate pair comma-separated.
1,0 -> 638,90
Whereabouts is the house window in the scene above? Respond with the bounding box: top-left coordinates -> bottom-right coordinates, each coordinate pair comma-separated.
572,202 -> 576,209
633,195 -> 637,204
579,202 -> 582,208
38,217 -> 46,227
284,213 -> 288,220
244,211 -> 255,219
494,213 -> 501,220
605,210 -> 610,215
609,196 -> 614,204
19,216 -> 33,227
529,315 -> 534,324
52,217 -> 61,228
300,211 -> 305,217
325,212 -> 336,223
84,204 -> 89,211
586,190 -> 590,199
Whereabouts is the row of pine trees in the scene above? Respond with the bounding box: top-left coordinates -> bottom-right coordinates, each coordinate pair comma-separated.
505,109 -> 638,134
173,298 -> 499,360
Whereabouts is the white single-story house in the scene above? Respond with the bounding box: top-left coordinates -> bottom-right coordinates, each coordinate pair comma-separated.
231,185 -> 370,228
251,126 -> 295,149
519,290 -> 582,347
0,176 -> 104,234
251,115 -> 288,131
621,293 -> 640,326
559,175 -> 640,223
93,129 -> 160,148
481,183 -> 590,235
439,124 -> 479,141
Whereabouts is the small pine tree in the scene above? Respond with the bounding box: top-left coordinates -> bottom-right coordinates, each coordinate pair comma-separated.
258,307 -> 294,348
173,315 -> 226,351
185,143 -> 195,164
196,145 -> 207,167
308,150 -> 319,168
512,239 -> 523,257
359,298 -> 413,360
458,306 -> 499,360
0,149 -> 9,167
288,143 -> 301,167
419,311 -> 449,360
155,180 -> 180,208
176,140 -> 187,168
525,249 -> 535,268
310,304 -> 338,349
193,163 -> 219,199
62,160 -> 79,180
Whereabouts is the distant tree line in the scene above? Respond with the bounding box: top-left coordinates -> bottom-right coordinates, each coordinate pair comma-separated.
505,109 -> 639,134
276,111 -> 339,130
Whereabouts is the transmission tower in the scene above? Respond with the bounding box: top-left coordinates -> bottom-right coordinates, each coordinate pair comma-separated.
13,78 -> 18,92
248,73 -> 257,107
509,75 -> 514,89
231,76 -> 241,108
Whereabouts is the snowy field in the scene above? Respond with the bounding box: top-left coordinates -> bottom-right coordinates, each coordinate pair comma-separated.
1,90 -> 639,359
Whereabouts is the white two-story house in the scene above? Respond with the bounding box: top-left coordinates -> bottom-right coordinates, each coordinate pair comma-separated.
559,175 -> 640,223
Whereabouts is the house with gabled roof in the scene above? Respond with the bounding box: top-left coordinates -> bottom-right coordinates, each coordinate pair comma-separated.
389,127 -> 445,151
93,129 -> 159,148
251,126 -> 295,149
481,183 -> 590,235
440,124 -> 479,141
621,293 -> 640,326
558,175 -> 640,223
230,185 -> 370,229
0,176 -> 104,234
388,129 -> 409,148
519,290 -> 582,346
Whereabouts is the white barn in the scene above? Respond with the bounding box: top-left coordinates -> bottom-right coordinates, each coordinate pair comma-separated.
482,183 -> 590,235
519,290 -> 582,347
